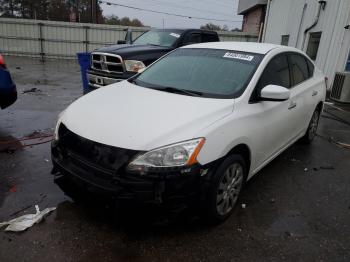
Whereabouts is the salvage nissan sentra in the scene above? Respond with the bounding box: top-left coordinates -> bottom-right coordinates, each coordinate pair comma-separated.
52,42 -> 326,222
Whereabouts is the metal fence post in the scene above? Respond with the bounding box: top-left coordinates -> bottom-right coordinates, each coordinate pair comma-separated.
84,26 -> 89,52
38,22 -> 45,62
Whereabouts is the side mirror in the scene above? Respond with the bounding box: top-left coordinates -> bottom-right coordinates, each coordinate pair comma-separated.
117,40 -> 127,45
260,85 -> 290,101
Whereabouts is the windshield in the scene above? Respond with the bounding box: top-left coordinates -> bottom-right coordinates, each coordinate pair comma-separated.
133,30 -> 182,47
134,48 -> 263,98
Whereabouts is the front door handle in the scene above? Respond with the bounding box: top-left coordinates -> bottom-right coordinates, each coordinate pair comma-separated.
312,90 -> 318,96
288,101 -> 297,110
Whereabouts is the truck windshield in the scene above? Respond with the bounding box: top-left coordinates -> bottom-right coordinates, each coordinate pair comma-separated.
134,48 -> 263,98
133,30 -> 182,47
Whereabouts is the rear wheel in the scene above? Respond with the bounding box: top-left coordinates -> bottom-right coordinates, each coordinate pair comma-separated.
301,108 -> 320,144
203,155 -> 246,223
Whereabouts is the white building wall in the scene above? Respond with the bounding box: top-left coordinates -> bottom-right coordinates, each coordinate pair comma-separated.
264,0 -> 350,87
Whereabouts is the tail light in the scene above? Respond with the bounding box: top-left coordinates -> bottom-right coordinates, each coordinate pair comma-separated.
0,54 -> 6,68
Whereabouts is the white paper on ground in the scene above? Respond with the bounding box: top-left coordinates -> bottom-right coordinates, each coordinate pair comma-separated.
0,205 -> 56,232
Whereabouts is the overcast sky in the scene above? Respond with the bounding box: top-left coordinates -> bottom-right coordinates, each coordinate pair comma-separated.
101,0 -> 243,30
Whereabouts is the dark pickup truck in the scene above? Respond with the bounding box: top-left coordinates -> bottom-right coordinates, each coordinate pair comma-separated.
87,28 -> 219,91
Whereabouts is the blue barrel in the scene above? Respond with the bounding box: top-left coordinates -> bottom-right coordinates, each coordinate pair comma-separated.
346,52 -> 350,72
77,52 -> 91,92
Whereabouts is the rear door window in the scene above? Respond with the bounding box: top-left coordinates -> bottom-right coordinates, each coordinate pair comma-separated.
289,53 -> 309,86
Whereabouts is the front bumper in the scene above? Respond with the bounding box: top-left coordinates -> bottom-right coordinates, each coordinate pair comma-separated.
51,140 -> 216,204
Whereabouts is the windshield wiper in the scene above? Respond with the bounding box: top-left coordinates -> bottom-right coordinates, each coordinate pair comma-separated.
151,86 -> 203,97
131,80 -> 203,97
147,43 -> 161,47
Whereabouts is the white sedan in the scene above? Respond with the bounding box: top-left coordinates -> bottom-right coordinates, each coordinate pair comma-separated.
52,42 -> 326,223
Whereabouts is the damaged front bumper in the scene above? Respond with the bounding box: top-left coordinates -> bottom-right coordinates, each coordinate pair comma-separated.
51,138 -> 216,205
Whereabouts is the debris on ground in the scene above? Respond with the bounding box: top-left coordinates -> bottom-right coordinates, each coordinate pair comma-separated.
317,134 -> 350,150
241,203 -> 246,209
0,205 -> 56,232
304,168 -> 308,172
22,87 -> 41,94
285,231 -> 293,237
320,166 -> 335,170
0,132 -> 53,153
0,135 -> 23,153
10,205 -> 33,217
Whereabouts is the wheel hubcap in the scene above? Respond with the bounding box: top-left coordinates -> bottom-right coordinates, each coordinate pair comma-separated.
309,111 -> 319,140
216,163 -> 244,216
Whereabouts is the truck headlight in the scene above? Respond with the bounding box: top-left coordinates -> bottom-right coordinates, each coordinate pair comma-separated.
124,60 -> 146,73
127,138 -> 205,172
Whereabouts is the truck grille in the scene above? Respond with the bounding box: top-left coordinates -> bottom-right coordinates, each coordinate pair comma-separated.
91,52 -> 124,74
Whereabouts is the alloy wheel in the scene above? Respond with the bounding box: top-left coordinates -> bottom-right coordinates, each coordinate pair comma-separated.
216,163 -> 244,216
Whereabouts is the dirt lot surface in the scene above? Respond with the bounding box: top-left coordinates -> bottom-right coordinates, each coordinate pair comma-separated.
0,56 -> 350,262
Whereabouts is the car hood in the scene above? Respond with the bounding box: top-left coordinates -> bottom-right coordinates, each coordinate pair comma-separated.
95,44 -> 172,60
59,81 -> 234,151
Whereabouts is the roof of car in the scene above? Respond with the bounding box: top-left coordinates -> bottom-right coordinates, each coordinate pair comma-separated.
182,42 -> 286,54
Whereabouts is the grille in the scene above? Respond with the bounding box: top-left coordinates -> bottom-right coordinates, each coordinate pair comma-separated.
58,124 -> 139,172
330,74 -> 345,100
91,52 -> 124,74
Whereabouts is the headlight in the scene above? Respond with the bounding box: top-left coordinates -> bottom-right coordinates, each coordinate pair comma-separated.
124,60 -> 146,73
127,138 -> 205,172
53,110 -> 65,141
53,121 -> 60,141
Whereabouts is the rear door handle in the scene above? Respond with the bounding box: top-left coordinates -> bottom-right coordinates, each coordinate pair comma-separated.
288,101 -> 297,110
312,90 -> 318,96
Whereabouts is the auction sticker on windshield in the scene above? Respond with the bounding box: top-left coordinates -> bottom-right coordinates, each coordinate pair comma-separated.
170,33 -> 180,38
223,52 -> 254,61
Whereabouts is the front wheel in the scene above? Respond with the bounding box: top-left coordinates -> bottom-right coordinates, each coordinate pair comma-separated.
301,108 -> 320,144
203,155 -> 246,223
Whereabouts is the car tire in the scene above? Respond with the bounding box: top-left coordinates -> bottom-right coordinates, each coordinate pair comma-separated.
202,154 -> 247,224
301,108 -> 320,144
